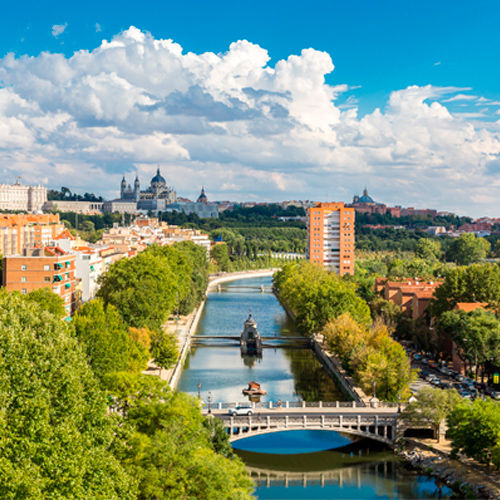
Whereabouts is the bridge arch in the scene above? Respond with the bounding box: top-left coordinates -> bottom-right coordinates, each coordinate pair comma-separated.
229,425 -> 394,446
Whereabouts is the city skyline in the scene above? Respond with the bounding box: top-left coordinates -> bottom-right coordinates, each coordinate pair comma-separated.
1,1 -> 500,216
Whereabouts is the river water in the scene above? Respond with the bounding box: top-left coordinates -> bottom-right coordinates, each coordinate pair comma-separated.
177,276 -> 457,499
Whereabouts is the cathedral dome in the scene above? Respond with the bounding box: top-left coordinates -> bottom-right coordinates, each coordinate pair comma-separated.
197,187 -> 208,204
357,188 -> 374,204
151,168 -> 166,186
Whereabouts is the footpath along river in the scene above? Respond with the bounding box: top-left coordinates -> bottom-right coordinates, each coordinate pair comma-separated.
177,276 -> 458,499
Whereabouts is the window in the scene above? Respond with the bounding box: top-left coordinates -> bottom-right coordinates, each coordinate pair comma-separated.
44,265 -> 50,271
21,288 -> 27,294
21,276 -> 27,282
44,277 -> 51,283
21,265 -> 27,271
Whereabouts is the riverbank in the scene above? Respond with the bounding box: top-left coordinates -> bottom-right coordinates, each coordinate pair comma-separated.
398,439 -> 500,499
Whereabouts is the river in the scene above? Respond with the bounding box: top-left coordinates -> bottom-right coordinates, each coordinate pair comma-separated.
177,276 -> 457,499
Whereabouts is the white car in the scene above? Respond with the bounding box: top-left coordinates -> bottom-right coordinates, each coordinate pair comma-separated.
228,406 -> 254,416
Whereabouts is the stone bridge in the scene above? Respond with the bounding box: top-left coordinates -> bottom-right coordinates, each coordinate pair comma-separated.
206,402 -> 401,446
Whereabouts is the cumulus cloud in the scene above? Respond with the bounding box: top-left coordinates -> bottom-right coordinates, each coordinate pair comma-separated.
51,23 -> 67,38
0,26 -> 500,215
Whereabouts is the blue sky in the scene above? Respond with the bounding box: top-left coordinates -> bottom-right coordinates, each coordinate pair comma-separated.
1,1 -> 500,215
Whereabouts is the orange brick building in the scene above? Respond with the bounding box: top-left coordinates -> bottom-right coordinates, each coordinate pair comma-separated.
3,246 -> 76,319
307,202 -> 355,276
0,213 -> 64,256
375,278 -> 443,320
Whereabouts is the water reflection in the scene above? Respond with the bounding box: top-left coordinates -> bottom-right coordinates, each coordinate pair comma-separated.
177,276 -> 344,402
234,436 -> 456,500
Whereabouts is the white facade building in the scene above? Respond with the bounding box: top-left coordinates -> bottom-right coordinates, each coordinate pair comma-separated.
0,181 -> 47,211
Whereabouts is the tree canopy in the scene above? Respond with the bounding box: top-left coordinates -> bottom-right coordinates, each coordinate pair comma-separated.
0,289 -> 135,499
323,314 -> 416,401
430,263 -> 500,317
274,261 -> 372,334
446,233 -> 491,265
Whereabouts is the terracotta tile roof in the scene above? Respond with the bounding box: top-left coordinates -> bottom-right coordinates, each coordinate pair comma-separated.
454,303 -> 488,312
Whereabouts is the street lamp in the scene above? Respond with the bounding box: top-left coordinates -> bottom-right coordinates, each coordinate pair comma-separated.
207,391 -> 213,415
397,394 -> 402,413
197,380 -> 201,399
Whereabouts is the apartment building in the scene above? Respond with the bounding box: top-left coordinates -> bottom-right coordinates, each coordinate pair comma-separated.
3,246 -> 76,320
0,214 -> 65,256
306,202 -> 355,276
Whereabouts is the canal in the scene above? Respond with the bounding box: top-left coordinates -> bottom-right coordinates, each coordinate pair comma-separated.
177,275 -> 457,499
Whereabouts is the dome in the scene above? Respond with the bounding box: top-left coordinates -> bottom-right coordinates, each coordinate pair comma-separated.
151,168 -> 166,186
357,188 -> 374,204
197,187 -> 208,203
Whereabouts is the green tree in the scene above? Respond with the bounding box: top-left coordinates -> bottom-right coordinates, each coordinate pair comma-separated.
274,261 -> 371,334
448,398 -> 500,467
108,376 -> 253,499
150,329 -> 179,374
0,289 -> 136,499
25,287 -> 66,318
414,238 -> 442,261
97,250 -> 180,330
430,263 -> 500,317
211,243 -> 231,272
436,308 -> 500,380
73,299 -> 131,381
446,233 -> 491,265
402,387 -> 461,441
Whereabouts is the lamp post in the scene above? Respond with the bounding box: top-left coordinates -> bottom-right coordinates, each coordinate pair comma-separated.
397,394 -> 402,413
197,380 -> 201,399
207,391 -> 212,415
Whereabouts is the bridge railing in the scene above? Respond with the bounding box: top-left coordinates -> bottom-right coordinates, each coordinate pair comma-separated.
203,401 -> 399,410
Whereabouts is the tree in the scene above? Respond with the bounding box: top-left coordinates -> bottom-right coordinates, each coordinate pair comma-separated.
414,238 -> 442,261
25,287 -> 66,318
448,399 -> 500,467
73,299 -> 131,381
402,387 -> 461,441
108,376 -> 253,499
211,243 -> 231,272
97,250 -> 181,330
436,308 -> 500,380
0,289 -> 135,499
150,329 -> 179,374
446,233 -> 491,265
274,261 -> 371,334
323,314 -> 416,401
430,263 -> 500,317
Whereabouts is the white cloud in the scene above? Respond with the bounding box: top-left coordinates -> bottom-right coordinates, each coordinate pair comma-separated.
95,23 -> 102,33
0,27 -> 500,216
52,23 -> 67,38
441,93 -> 478,102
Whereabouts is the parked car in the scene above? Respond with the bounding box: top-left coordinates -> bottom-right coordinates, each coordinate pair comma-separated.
422,358 -> 429,365
228,405 -> 254,416
414,354 -> 422,361
419,370 -> 429,379
490,391 -> 500,400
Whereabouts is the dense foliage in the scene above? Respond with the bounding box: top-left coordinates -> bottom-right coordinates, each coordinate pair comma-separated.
323,314 -> 416,401
0,251 -> 254,498
402,387 -> 461,441
48,186 -> 103,201
0,290 -> 136,499
106,374 -> 253,499
274,261 -> 372,334
98,242 -> 207,330
436,308 -> 500,381
429,263 -> 500,317
448,399 -> 500,468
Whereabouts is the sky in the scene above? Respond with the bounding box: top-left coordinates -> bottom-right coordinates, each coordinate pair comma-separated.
1,1 -> 500,216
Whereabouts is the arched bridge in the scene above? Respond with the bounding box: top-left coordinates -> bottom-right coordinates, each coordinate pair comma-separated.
205,402 -> 400,446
